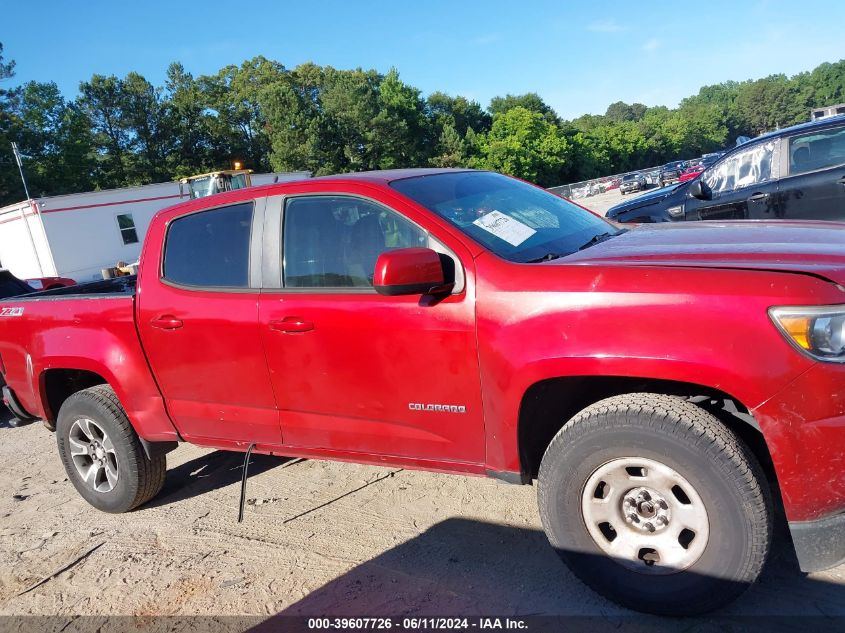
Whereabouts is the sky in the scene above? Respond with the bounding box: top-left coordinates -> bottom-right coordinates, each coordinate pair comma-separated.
3,0 -> 845,120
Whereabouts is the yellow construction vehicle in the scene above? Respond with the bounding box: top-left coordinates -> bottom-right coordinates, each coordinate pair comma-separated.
179,169 -> 253,200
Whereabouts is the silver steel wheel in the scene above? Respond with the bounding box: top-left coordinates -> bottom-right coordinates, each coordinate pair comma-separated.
68,418 -> 119,493
581,456 -> 709,575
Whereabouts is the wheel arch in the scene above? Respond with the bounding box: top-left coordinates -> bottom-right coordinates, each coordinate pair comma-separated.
40,367 -> 109,428
517,375 -> 774,484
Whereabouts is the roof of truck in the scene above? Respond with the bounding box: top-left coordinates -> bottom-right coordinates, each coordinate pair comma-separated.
307,168 -> 473,184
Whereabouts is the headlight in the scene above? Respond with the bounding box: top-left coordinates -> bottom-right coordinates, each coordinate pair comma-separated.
769,305 -> 845,362
667,205 -> 684,218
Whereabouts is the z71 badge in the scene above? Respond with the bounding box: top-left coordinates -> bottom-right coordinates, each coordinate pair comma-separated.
0,307 -> 24,317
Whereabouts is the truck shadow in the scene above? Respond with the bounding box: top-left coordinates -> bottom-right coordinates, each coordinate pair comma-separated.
0,408 -> 14,428
145,449 -> 289,509
255,517 -> 844,628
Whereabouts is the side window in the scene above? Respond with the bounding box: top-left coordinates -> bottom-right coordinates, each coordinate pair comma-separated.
704,142 -> 775,195
283,196 -> 427,289
116,213 -> 138,245
788,126 -> 845,175
163,202 -> 253,288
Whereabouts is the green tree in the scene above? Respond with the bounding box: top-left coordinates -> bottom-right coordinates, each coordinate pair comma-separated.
200,56 -> 283,172
605,101 -> 648,123
474,107 -> 569,186
0,43 -> 24,204
489,93 -> 559,123
14,81 -> 96,197
77,74 -> 132,187
164,63 -> 218,176
370,68 -> 429,169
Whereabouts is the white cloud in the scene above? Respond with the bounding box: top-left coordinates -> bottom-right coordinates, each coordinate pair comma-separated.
642,38 -> 661,52
587,20 -> 626,33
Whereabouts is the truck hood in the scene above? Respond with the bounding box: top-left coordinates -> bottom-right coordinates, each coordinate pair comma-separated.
557,221 -> 845,285
605,182 -> 686,218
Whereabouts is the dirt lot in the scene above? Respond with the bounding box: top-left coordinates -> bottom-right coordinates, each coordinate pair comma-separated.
576,186 -> 651,216
1,406 -> 844,625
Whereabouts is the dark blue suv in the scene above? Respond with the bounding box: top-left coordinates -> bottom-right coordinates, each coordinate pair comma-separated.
606,115 -> 845,223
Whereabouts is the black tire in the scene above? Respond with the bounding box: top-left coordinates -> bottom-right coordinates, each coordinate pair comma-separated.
56,385 -> 166,513
537,393 -> 772,615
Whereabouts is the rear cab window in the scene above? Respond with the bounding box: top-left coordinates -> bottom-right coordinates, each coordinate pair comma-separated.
163,202 -> 253,288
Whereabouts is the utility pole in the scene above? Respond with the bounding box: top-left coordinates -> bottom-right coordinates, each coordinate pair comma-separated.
10,142 -> 45,276
11,142 -> 31,200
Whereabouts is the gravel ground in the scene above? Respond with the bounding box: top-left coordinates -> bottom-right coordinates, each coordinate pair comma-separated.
575,186 -> 652,216
1,406 -> 844,625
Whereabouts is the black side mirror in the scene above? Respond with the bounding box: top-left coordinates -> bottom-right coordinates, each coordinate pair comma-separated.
688,179 -> 710,200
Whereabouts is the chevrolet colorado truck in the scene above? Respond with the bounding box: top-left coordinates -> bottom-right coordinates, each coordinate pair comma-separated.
1,169 -> 844,615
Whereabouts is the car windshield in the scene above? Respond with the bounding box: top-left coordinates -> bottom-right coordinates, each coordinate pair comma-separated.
390,171 -> 621,263
622,174 -> 637,181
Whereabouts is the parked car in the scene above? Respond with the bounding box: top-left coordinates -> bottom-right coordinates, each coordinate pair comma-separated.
619,172 -> 647,194
602,177 -> 620,191
26,276 -> 77,291
679,164 -> 706,183
658,161 -> 686,187
0,270 -> 35,299
2,169 -> 845,615
607,115 -> 845,223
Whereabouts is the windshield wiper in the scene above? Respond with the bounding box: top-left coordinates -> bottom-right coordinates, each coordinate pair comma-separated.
525,252 -> 566,263
576,231 -> 619,252
525,230 -> 625,263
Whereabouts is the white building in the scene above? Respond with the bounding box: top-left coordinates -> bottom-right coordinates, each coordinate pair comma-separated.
0,172 -> 310,282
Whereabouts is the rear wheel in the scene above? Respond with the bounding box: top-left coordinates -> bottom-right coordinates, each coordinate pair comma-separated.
56,385 -> 166,513
537,393 -> 772,615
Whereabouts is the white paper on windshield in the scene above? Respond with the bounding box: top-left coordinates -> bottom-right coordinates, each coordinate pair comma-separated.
473,211 -> 536,247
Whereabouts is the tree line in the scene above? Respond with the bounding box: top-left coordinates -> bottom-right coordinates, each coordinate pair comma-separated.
1,42 -> 844,206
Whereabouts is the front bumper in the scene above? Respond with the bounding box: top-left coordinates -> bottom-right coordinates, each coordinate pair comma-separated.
789,511 -> 845,572
753,364 -> 845,570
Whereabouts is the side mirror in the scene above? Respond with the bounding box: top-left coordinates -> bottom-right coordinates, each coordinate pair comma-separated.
373,247 -> 454,297
687,179 -> 710,200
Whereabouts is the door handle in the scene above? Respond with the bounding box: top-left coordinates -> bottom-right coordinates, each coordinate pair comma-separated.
149,315 -> 183,330
747,192 -> 769,201
269,317 -> 314,333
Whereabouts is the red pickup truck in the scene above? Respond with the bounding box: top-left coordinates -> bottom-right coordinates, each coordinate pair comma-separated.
1,169 -> 844,614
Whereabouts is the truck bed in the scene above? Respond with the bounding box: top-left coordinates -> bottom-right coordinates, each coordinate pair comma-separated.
11,275 -> 136,301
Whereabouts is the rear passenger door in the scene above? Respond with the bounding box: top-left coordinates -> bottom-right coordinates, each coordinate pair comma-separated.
137,198 -> 281,446
778,123 -> 845,221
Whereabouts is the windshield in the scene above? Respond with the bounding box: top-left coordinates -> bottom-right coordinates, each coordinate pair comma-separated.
188,176 -> 214,199
390,171 -> 620,263
622,174 -> 637,181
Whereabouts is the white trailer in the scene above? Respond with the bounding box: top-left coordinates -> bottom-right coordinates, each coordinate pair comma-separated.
0,172 -> 310,282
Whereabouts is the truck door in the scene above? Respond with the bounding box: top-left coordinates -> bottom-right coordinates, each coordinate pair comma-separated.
137,198 -> 281,446
258,193 -> 485,465
777,123 -> 845,221
685,140 -> 779,220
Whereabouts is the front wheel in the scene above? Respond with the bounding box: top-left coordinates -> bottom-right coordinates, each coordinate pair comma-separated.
56,385 -> 166,513
538,393 -> 772,615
